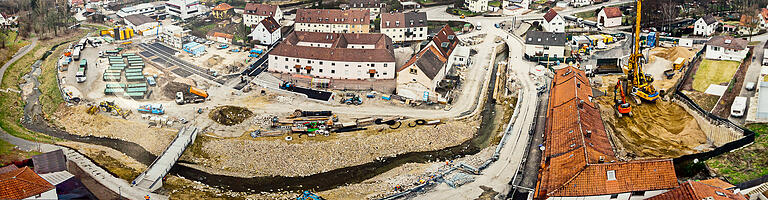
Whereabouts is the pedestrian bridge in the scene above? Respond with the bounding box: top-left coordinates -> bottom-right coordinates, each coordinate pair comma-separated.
132,126 -> 198,191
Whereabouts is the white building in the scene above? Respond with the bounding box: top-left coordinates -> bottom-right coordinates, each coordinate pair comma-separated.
244,3 -> 282,28
524,31 -> 567,59
542,9 -> 565,33
124,14 -> 160,35
379,12 -> 428,43
598,7 -> 622,28
760,8 -> 768,29
249,17 -> 282,45
694,15 -> 719,36
116,1 -> 166,18
397,25 -> 463,100
160,24 -> 189,49
269,31 -> 395,80
465,0 -> 489,13
705,36 -> 748,62
349,0 -> 386,20
294,9 -> 370,33
165,0 -> 203,20
0,166 -> 58,200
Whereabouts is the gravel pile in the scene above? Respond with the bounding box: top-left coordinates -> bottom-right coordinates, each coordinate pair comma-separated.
195,120 -> 479,177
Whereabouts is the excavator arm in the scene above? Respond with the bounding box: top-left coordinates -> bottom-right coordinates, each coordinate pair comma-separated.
625,0 -> 659,102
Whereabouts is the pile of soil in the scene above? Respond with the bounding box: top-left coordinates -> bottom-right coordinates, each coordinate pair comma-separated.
653,47 -> 695,62
209,106 -> 254,126
162,78 -> 195,99
596,94 -> 707,159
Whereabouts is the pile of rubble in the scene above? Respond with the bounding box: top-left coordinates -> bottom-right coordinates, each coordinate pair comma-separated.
209,106 -> 254,126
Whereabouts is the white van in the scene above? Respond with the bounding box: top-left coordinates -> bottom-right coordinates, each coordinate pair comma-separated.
731,96 -> 748,117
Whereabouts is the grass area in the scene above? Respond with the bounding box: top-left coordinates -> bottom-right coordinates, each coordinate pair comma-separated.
418,0 -> 434,3
0,139 -> 41,164
428,21 -> 471,33
82,24 -> 112,31
692,59 -> 741,92
0,31 -> 86,145
39,41 -> 73,120
707,123 -> 768,184
683,90 -> 720,112
89,150 -> 141,181
573,10 -> 597,21
749,41 -> 761,46
447,8 -> 482,17
489,1 -> 501,7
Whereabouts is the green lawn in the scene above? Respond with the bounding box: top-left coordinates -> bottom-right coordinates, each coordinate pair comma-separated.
707,124 -> 768,184
692,59 -> 741,92
573,10 -> 597,21
489,1 -> 501,7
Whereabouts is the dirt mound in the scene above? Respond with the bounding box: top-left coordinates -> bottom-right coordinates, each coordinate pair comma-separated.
596,94 -> 707,159
653,47 -> 695,62
209,106 -> 254,126
162,78 -> 196,99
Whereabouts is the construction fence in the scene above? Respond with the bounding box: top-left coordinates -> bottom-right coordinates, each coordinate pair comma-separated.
669,46 -> 756,171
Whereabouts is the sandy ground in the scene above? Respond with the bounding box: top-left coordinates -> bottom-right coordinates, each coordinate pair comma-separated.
596,75 -> 708,159
182,119 -> 480,177
181,46 -> 249,74
53,106 -> 178,155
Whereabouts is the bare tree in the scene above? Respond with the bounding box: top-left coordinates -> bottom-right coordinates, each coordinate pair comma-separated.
660,0 -> 678,33
738,0 -> 759,40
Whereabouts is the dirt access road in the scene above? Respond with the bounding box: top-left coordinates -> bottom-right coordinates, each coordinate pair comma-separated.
0,38 -> 37,84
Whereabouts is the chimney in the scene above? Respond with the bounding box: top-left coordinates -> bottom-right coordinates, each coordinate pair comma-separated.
599,156 -> 605,163
578,100 -> 584,109
585,130 -> 592,138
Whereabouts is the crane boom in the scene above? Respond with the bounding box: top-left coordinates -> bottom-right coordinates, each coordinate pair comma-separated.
625,0 -> 659,102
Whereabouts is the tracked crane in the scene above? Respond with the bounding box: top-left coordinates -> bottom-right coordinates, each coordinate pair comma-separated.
623,0 -> 659,102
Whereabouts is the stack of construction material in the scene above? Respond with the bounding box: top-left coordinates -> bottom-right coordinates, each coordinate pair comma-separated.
104,83 -> 126,95
124,55 -> 145,83
126,82 -> 148,99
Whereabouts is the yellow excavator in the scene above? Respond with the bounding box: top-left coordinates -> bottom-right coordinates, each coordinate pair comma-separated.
623,0 -> 659,102
87,101 -> 131,119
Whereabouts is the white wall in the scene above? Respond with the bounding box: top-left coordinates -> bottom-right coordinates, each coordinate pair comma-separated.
525,44 -> 566,58
547,190 -> 667,200
249,23 -> 281,45
467,0 -> 489,13
269,54 -> 395,79
244,7 -> 282,27
694,18 -> 717,36
544,15 -> 566,33
706,45 -> 748,61
295,22 -> 367,33
381,26 -> 428,42
598,9 -> 622,27
24,189 -> 57,200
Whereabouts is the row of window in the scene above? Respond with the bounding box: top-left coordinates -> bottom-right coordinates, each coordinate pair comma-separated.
282,67 -> 389,76
300,17 -> 366,23
274,56 -> 388,67
383,27 -> 425,32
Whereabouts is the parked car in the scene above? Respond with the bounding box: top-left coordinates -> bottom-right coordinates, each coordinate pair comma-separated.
745,82 -> 756,91
731,97 -> 748,117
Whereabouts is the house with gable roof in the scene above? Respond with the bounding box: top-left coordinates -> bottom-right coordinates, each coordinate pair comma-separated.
249,17 -> 282,45
396,25 -> 464,101
694,15 -> 719,36
598,7 -> 622,27
543,9 -> 565,33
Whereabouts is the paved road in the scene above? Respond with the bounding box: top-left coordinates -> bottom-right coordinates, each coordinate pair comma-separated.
139,43 -> 223,84
0,38 -> 37,84
416,24 -> 539,200
732,33 -> 768,124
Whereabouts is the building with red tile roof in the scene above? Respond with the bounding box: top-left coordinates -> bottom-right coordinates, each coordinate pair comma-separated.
294,9 -> 370,33
534,66 -> 679,200
396,25 -> 467,101
0,166 -> 57,199
598,7 -> 622,27
211,3 -> 234,19
699,178 -> 737,190
244,3 -> 283,27
647,180 -> 747,200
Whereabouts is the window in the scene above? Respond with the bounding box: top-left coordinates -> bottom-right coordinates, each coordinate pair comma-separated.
285,66 -> 288,69
610,194 -> 619,199
331,70 -> 336,73
410,68 -> 417,74
631,191 -> 645,196
331,63 -> 335,66
384,64 -> 388,67
358,65 -> 361,68
274,56 -> 278,60
319,61 -> 323,65
606,170 -> 616,181
319,69 -> 323,73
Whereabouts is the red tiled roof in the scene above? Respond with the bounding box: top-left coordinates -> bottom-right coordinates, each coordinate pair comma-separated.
0,167 -> 55,199
271,31 -> 395,63
648,180 -> 747,200
432,25 -> 458,58
699,178 -> 736,190
602,7 -> 622,18
543,9 -> 559,22
295,9 -> 369,25
260,17 -> 281,33
397,45 -> 447,80
212,3 -> 233,11
535,66 -> 678,199
762,8 -> 768,21
208,32 -> 233,39
244,3 -> 278,17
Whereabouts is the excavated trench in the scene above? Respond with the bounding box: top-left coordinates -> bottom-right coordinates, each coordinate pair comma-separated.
20,44 -> 507,193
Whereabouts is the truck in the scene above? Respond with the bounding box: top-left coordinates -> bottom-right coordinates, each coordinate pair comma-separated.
175,86 -> 208,105
72,47 -> 81,61
75,59 -> 87,83
138,104 -> 165,115
731,96 -> 748,117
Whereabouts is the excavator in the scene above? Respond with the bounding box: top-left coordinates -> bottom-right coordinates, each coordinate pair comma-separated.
614,79 -> 632,117
621,0 -> 659,103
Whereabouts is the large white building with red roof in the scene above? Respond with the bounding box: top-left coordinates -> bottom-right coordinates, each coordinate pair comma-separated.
268,31 -> 395,80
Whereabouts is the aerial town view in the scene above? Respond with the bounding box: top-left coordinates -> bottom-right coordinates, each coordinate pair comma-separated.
3,0 -> 768,199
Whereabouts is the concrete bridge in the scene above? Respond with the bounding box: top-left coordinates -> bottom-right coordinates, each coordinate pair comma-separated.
132,126 -> 199,191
